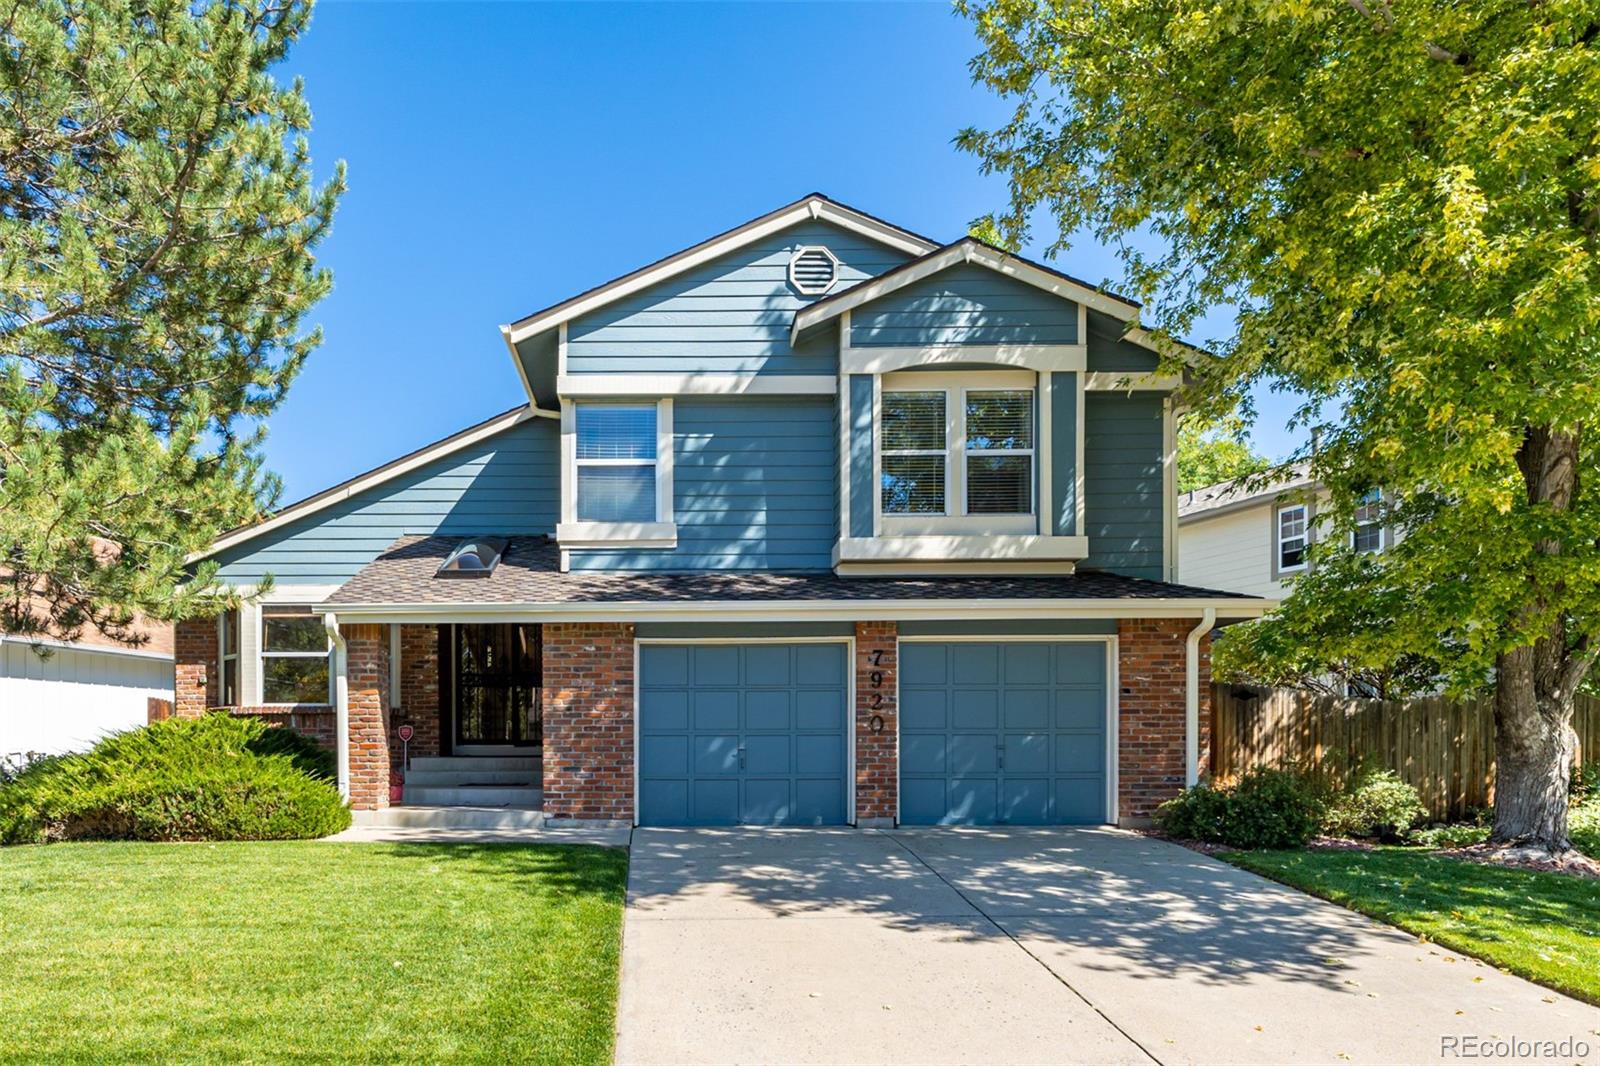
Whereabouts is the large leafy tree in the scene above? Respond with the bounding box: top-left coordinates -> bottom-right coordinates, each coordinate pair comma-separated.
1177,416 -> 1270,493
959,0 -> 1600,853
1,0 -> 342,643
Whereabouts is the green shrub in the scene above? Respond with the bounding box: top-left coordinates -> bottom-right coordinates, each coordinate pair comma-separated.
0,714 -> 349,845
1156,767 -> 1324,849
1571,761 -> 1600,805
1323,769 -> 1427,841
1411,822 -> 1491,849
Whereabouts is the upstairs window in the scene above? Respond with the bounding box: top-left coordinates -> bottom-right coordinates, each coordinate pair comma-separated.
261,606 -> 331,705
881,391 -> 947,514
1277,504 -> 1309,572
576,404 -> 658,523
1352,489 -> 1383,553
964,389 -> 1034,514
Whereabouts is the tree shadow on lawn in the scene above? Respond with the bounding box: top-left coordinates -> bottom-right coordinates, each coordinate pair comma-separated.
624,826 -> 1390,995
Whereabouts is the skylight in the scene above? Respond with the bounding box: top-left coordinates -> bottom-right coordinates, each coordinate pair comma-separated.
437,537 -> 508,578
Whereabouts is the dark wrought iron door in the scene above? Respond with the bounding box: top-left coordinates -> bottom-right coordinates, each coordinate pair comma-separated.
453,624 -> 542,747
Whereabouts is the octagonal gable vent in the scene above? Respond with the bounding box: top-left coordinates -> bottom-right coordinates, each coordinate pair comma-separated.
788,245 -> 840,296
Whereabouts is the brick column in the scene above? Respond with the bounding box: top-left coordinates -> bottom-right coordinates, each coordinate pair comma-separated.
542,623 -> 634,823
174,618 -> 218,716
854,622 -> 898,826
346,624 -> 392,812
1117,619 -> 1211,823
394,624 -> 441,762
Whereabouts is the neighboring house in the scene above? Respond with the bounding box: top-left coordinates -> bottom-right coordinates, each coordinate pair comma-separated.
0,621 -> 175,763
183,194 -> 1268,828
1178,463 -> 1391,599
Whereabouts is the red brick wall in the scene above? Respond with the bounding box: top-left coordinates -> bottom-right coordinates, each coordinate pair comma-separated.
854,622 -> 898,824
542,623 -> 634,822
392,624 -> 441,764
174,618 -> 217,716
1117,619 -> 1211,822
346,624 -> 392,812
229,708 -> 337,749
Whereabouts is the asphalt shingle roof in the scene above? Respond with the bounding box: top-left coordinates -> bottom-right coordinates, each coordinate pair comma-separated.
323,535 -> 1260,606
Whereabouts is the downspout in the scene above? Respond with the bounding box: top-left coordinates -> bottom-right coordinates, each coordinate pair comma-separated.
1185,608 -> 1217,787
323,612 -> 350,802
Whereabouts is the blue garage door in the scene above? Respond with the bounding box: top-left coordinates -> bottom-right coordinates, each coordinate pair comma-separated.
638,643 -> 848,826
900,641 -> 1109,825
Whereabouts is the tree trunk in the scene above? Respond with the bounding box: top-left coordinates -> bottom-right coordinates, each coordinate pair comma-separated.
1490,424 -> 1585,854
1490,644 -> 1575,852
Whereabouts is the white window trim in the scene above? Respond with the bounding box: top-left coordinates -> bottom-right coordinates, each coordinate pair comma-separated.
1351,489 -> 1384,554
1277,503 -> 1309,573
257,605 -> 333,708
559,398 -> 677,548
878,370 -> 1040,536
218,612 -> 239,707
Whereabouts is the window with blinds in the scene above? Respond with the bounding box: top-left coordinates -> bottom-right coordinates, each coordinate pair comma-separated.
576,404 -> 658,522
964,390 -> 1033,514
881,391 -> 947,514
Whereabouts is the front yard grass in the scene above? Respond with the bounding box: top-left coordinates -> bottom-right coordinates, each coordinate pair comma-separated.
0,841 -> 628,1064
1226,847 -> 1600,1007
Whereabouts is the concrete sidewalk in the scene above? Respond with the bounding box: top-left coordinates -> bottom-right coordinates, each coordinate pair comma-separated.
617,827 -> 1600,1065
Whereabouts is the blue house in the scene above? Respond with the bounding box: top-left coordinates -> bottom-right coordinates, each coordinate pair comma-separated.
184,194 -> 1266,828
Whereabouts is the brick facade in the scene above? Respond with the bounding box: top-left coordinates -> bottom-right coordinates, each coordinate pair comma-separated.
542,622 -> 634,823
174,618 -> 217,716
391,624 -> 442,764
1117,618 -> 1211,822
853,622 -> 898,825
345,624 -> 392,811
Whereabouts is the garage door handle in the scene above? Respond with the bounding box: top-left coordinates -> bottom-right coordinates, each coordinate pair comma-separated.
738,745 -> 746,769
997,744 -> 1004,770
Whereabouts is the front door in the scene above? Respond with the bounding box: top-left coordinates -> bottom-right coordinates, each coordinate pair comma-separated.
453,624 -> 541,748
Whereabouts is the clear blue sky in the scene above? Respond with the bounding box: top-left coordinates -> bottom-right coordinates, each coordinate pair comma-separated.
269,1 -> 1303,503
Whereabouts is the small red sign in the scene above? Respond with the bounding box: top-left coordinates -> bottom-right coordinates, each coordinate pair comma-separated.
397,724 -> 414,743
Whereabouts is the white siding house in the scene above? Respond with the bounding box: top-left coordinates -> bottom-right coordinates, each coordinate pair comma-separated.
0,634 -> 174,763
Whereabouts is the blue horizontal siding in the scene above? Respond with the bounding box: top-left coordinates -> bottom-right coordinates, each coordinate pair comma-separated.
1081,393 -> 1165,579
566,220 -> 910,375
850,263 -> 1078,347
569,397 -> 837,572
1086,309 -> 1160,372
212,417 -> 559,586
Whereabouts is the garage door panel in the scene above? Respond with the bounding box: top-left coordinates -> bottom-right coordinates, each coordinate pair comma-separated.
1003,689 -> 1050,729
744,735 -> 791,774
640,735 -> 689,775
901,641 -> 1108,826
1000,778 -> 1051,824
951,690 -> 999,729
745,689 -> 791,731
795,689 -> 843,731
901,688 -> 947,730
795,734 -> 843,775
1004,644 -> 1052,684
640,642 -> 848,827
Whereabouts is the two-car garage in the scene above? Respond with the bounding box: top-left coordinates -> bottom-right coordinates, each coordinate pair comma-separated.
635,637 -> 1112,828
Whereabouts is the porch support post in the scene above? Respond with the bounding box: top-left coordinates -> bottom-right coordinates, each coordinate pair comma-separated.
324,612 -> 350,802
1184,608 -> 1216,787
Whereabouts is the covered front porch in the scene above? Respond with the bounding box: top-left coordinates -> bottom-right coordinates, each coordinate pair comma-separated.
330,621 -> 544,815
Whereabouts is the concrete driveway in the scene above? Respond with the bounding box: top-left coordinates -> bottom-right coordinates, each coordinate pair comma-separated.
617,827 -> 1600,1065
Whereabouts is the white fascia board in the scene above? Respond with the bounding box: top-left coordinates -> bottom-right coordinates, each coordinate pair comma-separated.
791,241 -> 1145,347
1085,371 -> 1184,391
557,374 -> 837,397
837,534 -> 1090,563
320,597 -> 1277,625
195,407 -> 540,561
501,323 -> 539,407
0,635 -> 175,662
503,199 -> 936,345
841,345 -> 1086,376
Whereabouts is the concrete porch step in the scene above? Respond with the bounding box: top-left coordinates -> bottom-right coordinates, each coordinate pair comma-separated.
404,769 -> 537,788
402,785 -> 544,807
352,805 -> 548,830
409,755 -> 540,773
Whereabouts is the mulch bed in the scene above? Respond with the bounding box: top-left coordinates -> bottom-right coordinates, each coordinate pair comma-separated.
1437,842 -> 1600,880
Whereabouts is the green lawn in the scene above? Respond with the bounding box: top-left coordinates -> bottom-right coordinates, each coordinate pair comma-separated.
1226,847 -> 1600,1006
0,841 -> 629,1064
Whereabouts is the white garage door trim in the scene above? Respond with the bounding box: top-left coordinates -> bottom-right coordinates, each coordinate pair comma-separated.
896,634 -> 1118,825
633,636 -> 857,827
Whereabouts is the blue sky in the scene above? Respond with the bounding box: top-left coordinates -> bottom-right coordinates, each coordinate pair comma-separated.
269,1 -> 1302,503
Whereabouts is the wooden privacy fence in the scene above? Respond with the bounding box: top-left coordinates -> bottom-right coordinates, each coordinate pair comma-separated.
1211,685 -> 1600,822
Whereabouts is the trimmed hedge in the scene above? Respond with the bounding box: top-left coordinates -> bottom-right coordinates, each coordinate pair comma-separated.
1156,767 -> 1325,849
0,714 -> 349,845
